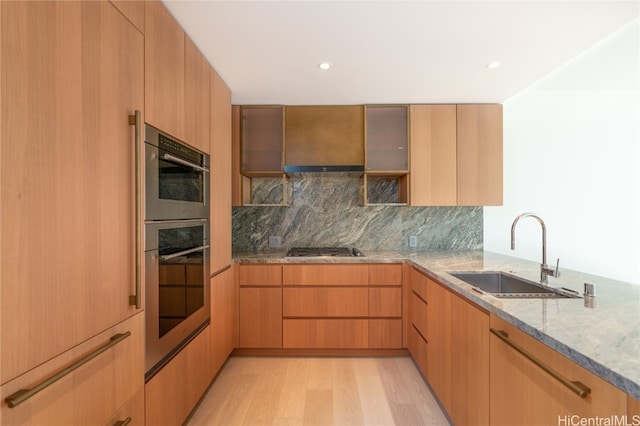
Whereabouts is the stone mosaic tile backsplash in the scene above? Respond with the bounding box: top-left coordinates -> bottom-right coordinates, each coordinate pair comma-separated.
232,173 -> 482,252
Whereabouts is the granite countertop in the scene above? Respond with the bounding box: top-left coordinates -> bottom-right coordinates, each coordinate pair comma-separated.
233,249 -> 640,399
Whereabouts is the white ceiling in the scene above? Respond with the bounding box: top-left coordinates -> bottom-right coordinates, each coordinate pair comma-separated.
163,1 -> 639,105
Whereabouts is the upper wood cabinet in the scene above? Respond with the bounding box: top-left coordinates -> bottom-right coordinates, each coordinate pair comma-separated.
409,105 -> 458,205
240,106 -> 284,174
185,34 -> 211,154
409,104 -> 502,206
285,106 -> 364,168
365,105 -> 409,172
145,0 -> 185,142
1,0 -> 144,383
456,104 -> 503,205
210,68 -> 232,273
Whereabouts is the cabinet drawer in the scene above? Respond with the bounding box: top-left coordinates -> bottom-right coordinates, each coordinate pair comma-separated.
103,387 -> 144,426
145,326 -> 211,426
283,319 -> 368,348
409,290 -> 428,337
369,319 -> 402,349
410,267 -> 429,301
239,264 -> 282,286
283,287 -> 368,317
368,264 -> 402,286
283,264 -> 368,286
408,324 -> 428,379
369,287 -> 402,317
1,313 -> 144,426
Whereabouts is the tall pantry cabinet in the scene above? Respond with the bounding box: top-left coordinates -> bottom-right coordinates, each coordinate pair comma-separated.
1,1 -> 145,424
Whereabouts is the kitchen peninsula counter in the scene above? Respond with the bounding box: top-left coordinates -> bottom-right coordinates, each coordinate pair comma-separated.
233,249 -> 640,399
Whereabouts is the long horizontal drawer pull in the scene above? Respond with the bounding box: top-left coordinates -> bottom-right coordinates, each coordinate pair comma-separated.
5,331 -> 132,408
490,328 -> 591,398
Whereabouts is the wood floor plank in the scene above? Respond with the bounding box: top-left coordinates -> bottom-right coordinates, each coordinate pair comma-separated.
243,359 -> 289,425
276,358 -> 310,419
355,374 -> 396,426
331,358 -> 365,426
187,356 -> 450,426
302,389 -> 334,426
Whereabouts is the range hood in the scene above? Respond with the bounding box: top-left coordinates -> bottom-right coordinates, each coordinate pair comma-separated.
284,106 -> 364,173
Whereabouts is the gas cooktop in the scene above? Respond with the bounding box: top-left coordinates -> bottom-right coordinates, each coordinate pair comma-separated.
285,247 -> 365,257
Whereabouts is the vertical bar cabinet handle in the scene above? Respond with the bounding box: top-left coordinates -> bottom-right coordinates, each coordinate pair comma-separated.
128,111 -> 142,309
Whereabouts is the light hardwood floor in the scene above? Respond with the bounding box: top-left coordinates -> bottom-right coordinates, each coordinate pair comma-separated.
187,356 -> 450,426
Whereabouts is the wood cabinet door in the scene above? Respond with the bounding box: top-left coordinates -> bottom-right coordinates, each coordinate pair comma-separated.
144,0 -> 185,140
450,295 -> 489,426
210,268 -> 235,377
409,105 -> 457,206
185,34 -> 210,154
145,326 -> 211,426
1,0 -> 143,383
425,277 -> 452,414
210,68 -> 232,273
489,314 -> 626,425
1,313 -> 144,426
239,287 -> 282,348
456,104 -> 503,206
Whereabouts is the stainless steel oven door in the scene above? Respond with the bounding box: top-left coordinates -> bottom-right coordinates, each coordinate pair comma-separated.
145,220 -> 210,378
145,125 -> 210,221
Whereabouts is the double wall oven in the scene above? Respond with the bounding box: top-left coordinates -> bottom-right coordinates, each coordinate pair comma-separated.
144,124 -> 210,379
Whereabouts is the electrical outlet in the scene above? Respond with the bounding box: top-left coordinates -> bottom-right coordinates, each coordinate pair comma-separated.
409,235 -> 418,248
268,236 -> 281,248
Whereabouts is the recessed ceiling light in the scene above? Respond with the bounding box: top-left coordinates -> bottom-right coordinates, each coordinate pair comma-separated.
486,61 -> 501,69
318,62 -> 331,70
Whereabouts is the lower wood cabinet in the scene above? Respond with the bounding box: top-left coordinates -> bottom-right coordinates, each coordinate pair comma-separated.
238,264 -> 283,348
282,264 -> 403,350
238,263 -> 403,350
0,313 -> 144,426
145,325 -> 211,426
489,314 -> 626,425
629,395 -> 640,418
102,387 -> 145,426
407,267 -> 489,426
425,276 -> 453,413
451,291 -> 489,426
210,267 -> 235,376
239,287 -> 283,348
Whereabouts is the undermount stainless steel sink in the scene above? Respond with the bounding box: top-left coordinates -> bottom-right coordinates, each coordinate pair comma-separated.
447,271 -> 581,299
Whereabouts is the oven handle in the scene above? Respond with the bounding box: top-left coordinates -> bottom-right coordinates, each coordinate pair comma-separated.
159,245 -> 209,261
161,153 -> 210,173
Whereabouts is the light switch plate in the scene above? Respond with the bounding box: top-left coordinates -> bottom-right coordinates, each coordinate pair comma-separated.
269,236 -> 281,248
409,235 -> 418,248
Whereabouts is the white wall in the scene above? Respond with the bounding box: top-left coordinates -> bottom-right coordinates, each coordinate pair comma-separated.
484,19 -> 640,284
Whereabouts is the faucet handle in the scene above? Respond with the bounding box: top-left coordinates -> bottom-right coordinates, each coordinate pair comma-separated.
553,258 -> 560,278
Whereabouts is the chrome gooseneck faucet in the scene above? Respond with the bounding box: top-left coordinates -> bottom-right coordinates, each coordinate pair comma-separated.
511,213 -> 560,284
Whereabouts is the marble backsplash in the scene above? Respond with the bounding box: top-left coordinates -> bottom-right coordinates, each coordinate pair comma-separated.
232,173 -> 482,252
